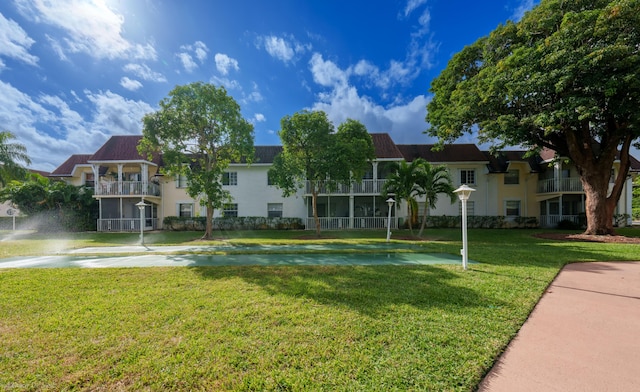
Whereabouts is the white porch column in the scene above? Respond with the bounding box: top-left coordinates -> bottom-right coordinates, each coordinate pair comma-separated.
554,161 -> 561,192
117,164 -> 124,194
625,176 -> 633,225
141,163 -> 149,194
349,195 -> 354,229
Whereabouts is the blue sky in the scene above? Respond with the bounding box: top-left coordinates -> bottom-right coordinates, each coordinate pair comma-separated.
0,0 -> 540,172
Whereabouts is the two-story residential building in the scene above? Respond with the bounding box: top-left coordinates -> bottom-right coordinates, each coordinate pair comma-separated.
48,133 -> 640,232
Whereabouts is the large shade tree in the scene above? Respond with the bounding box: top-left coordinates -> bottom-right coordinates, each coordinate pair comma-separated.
268,111 -> 374,236
426,0 -> 640,235
139,82 -> 255,239
0,130 -> 30,186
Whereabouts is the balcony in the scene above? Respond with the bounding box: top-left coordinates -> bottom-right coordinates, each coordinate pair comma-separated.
305,179 -> 387,195
305,216 -> 395,230
94,181 -> 161,197
537,177 -> 583,193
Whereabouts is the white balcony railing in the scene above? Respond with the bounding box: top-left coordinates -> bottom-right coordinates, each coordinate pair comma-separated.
305,179 -> 387,195
95,181 -> 160,197
537,177 -> 583,193
97,218 -> 159,232
305,216 -> 395,230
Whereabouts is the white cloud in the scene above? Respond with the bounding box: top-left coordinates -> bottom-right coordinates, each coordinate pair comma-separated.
193,41 -> 208,62
403,0 -> 428,18
210,75 -> 241,91
120,77 -> 142,91
254,113 -> 265,122
258,34 -> 310,64
176,41 -> 209,72
511,0 -> 537,21
0,12 -> 39,65
45,34 -> 67,61
309,53 -> 348,88
214,53 -> 239,75
0,81 -> 97,171
123,63 -> 167,82
15,0 -> 157,61
264,36 -> 294,62
308,54 -> 433,145
177,52 -> 197,72
85,90 -> 155,135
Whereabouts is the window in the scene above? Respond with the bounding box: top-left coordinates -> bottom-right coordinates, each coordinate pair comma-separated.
268,203 -> 283,218
458,201 -> 475,216
178,203 -> 193,218
223,203 -> 238,217
223,171 -> 238,186
267,171 -> 276,186
176,174 -> 188,188
505,200 -> 521,217
460,169 -> 476,185
504,169 -> 519,185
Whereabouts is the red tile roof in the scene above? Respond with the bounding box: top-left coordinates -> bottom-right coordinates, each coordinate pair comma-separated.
370,133 -> 404,159
483,150 -> 544,173
50,154 -> 93,176
89,135 -> 161,165
397,144 -> 488,162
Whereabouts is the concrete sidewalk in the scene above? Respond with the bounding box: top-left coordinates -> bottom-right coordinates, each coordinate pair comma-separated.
478,261 -> 640,392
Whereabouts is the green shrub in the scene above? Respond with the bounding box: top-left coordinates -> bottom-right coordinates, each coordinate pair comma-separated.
162,216 -> 304,231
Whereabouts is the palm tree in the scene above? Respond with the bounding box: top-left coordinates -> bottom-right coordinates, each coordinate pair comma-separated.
0,130 -> 31,186
415,162 -> 455,237
382,159 -> 427,233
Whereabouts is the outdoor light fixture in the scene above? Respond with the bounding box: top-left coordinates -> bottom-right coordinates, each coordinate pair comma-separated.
454,184 -> 475,270
136,200 -> 149,246
386,197 -> 396,242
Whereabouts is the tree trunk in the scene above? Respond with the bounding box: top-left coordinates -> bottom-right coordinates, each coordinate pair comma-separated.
405,199 -> 414,234
581,172 -> 614,235
418,205 -> 428,237
565,130 -> 632,236
204,201 -> 214,239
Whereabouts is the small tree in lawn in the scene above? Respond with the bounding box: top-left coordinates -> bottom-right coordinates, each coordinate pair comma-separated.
139,82 -> 254,240
415,162 -> 455,237
268,111 -> 374,236
382,159 -> 428,234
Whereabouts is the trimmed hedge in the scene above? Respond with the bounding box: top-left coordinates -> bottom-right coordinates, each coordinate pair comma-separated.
163,216 -> 305,231
405,215 -> 539,229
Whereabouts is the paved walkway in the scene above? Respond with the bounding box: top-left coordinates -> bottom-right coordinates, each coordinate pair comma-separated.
478,261 -> 640,392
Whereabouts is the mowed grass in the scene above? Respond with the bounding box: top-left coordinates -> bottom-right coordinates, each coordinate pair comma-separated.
1,228 -> 639,391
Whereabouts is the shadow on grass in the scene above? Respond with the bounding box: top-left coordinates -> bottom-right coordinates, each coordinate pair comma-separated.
188,265 -> 505,317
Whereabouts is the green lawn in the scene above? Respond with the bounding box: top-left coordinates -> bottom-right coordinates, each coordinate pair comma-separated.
1,228 -> 639,391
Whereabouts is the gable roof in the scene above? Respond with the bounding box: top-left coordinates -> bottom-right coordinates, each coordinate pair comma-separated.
396,144 -> 488,163
50,154 -> 93,177
371,133 -> 404,159
89,135 -> 161,165
483,150 -> 544,173
253,146 -> 283,164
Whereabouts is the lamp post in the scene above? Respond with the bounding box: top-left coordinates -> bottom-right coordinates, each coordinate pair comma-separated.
135,200 -> 149,246
454,185 -> 475,270
386,197 -> 395,242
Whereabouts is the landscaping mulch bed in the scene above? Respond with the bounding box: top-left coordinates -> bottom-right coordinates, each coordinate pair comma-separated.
534,233 -> 640,244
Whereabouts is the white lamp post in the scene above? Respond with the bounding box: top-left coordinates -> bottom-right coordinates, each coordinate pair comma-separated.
135,200 -> 149,246
454,185 -> 475,270
386,197 -> 395,242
